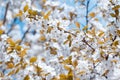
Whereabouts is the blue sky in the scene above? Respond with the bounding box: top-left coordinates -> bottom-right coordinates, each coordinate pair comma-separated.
0,3 -> 25,36
0,0 -> 98,35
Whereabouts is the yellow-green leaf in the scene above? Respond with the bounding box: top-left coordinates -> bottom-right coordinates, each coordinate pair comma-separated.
42,0 -> 46,3
117,29 -> 120,36
15,45 -> 22,51
19,49 -> 27,57
64,65 -> 71,71
98,31 -> 104,37
15,68 -> 20,74
112,40 -> 119,46
82,25 -> 88,31
112,5 -> 120,10
7,70 -> 15,76
24,75 -> 30,80
43,10 -> 51,19
15,10 -> 23,17
30,57 -> 37,63
75,22 -> 80,28
63,56 -> 72,65
110,13 -> 116,17
77,70 -> 86,75
102,70 -> 109,76
47,27 -> 53,33
6,62 -> 14,69
98,40 -> 104,44
67,35 -> 71,40
32,10 -> 38,16
50,47 -> 57,55
0,29 -> 4,35
24,4 -> 29,12
39,35 -> 46,42
59,74 -> 67,80
89,12 -> 96,18
67,70 -> 73,80
6,38 -> 15,47
63,40 -> 69,44
72,60 -> 78,68
28,9 -> 33,15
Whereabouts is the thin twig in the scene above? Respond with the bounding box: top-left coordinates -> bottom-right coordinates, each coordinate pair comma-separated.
3,2 -> 9,25
90,62 -> 100,80
94,62 -> 100,68
19,27 -> 31,45
86,0 -> 90,26
110,35 -> 117,46
6,23 -> 14,35
57,27 -> 77,37
6,18 -> 18,35
82,37 -> 95,52
112,35 -> 117,42
64,30 -> 76,37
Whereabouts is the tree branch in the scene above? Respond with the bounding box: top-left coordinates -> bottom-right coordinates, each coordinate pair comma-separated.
19,27 -> 31,45
57,27 -> 77,37
82,37 -> 95,52
64,30 -> 76,37
6,23 -> 14,35
3,2 -> 9,25
86,0 -> 90,26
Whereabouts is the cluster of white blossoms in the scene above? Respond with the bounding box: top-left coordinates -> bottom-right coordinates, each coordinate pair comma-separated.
0,0 -> 120,80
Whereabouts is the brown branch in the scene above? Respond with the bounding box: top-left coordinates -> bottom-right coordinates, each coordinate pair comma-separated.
57,27 -> 77,37
112,35 -> 117,42
82,37 -> 95,52
19,27 -> 31,45
90,62 -> 101,80
86,0 -> 90,26
6,23 -> 14,35
110,35 -> 117,46
3,2 -> 9,25
64,30 -> 76,37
